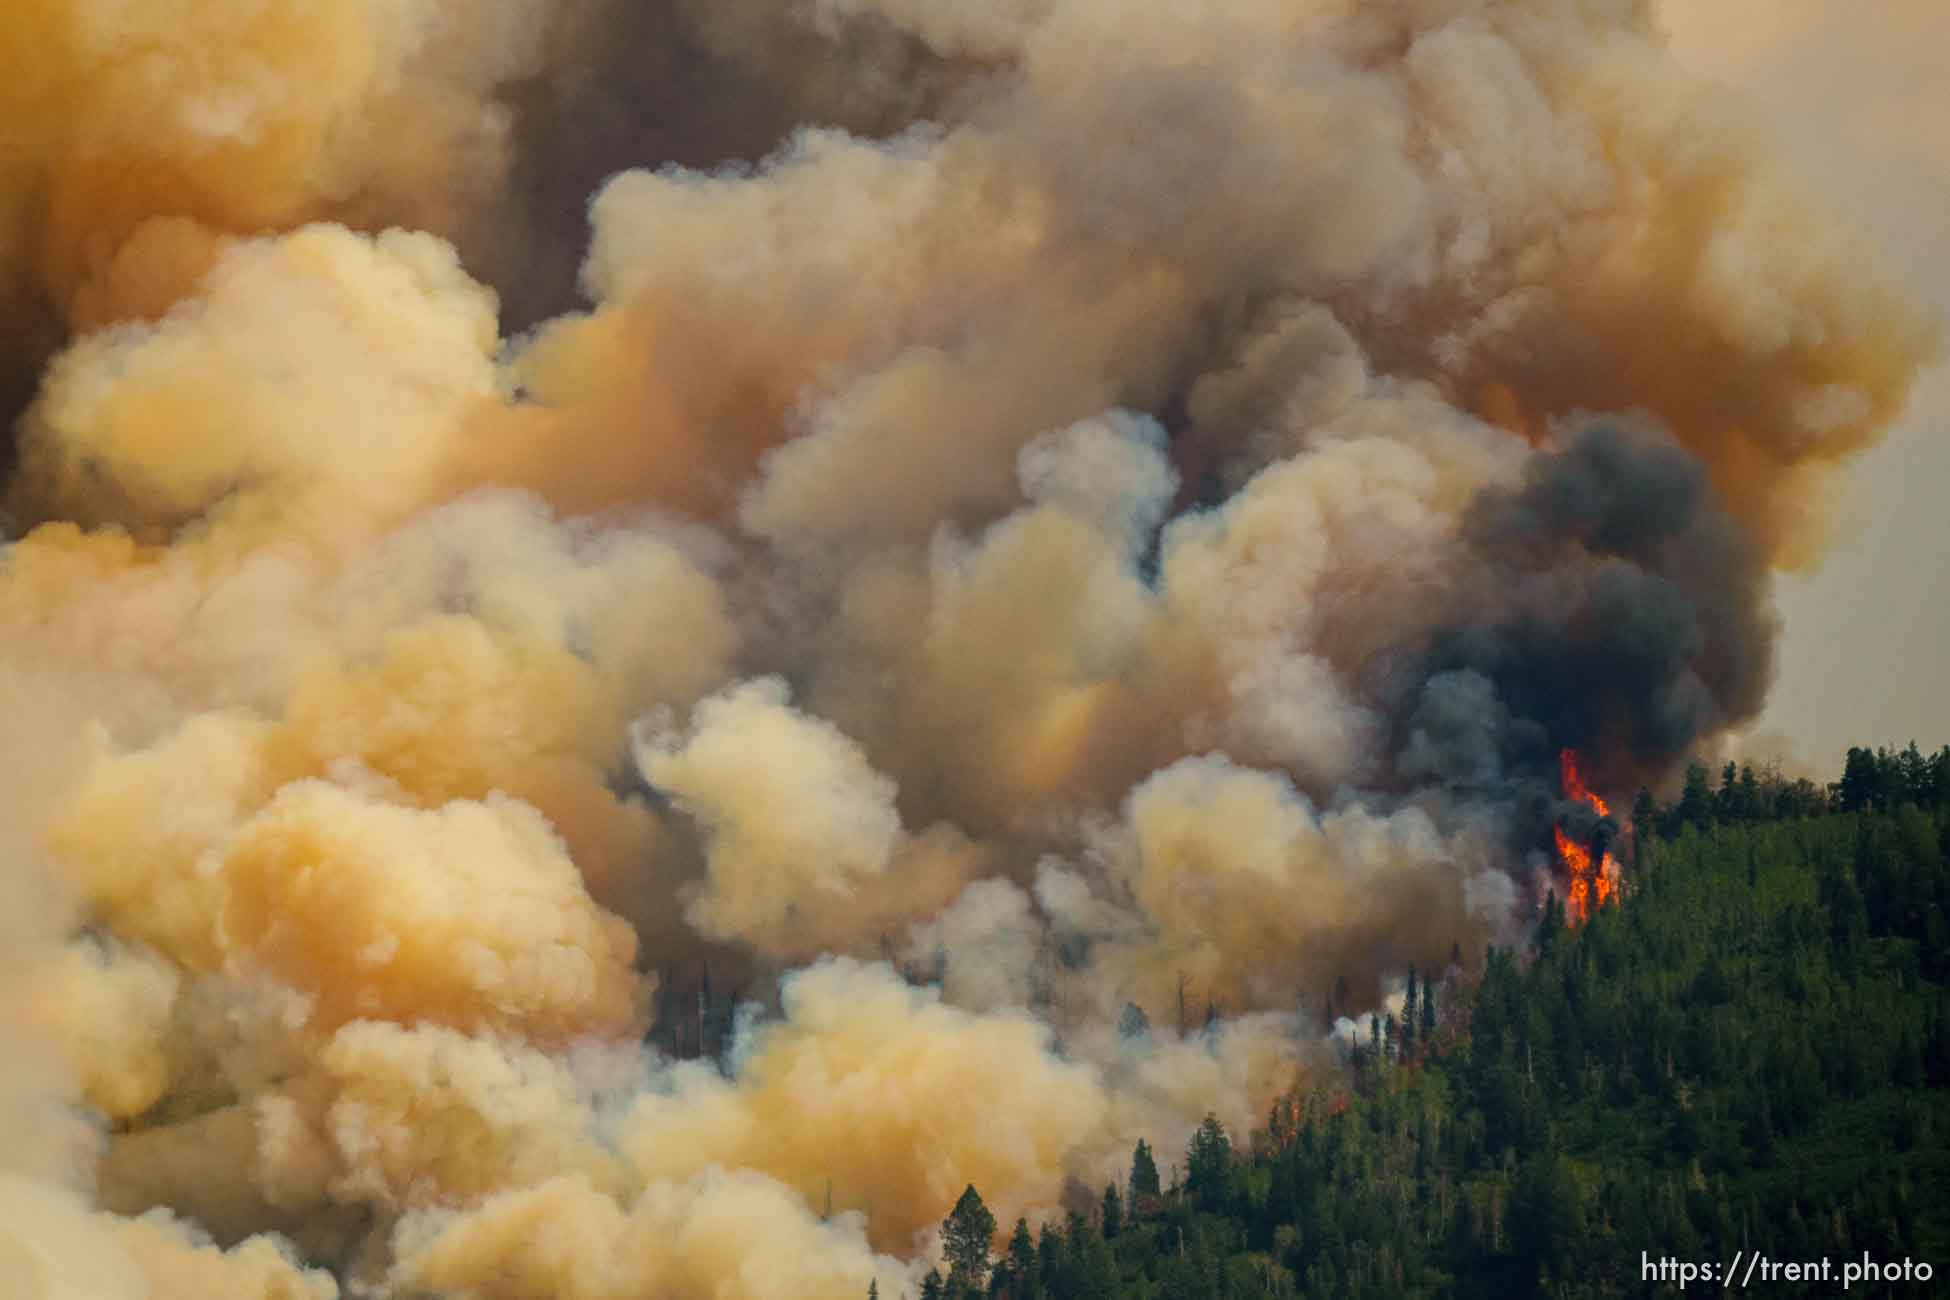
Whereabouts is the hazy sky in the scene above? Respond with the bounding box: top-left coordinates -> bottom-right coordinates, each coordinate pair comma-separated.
1661,0 -> 1949,771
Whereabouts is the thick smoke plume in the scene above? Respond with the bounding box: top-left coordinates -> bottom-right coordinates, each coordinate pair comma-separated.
0,0 -> 1937,1294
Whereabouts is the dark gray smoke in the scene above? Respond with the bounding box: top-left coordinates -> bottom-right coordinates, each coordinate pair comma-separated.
1399,420 -> 1775,845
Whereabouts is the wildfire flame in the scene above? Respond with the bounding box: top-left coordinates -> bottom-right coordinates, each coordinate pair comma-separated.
1554,748 -> 1621,923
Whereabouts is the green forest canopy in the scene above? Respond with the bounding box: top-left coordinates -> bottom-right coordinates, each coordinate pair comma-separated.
911,744 -> 1950,1299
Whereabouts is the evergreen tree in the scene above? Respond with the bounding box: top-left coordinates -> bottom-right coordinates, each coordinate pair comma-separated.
1185,1113 -> 1232,1204
1838,746 -> 1881,812
1737,763 -> 1762,821
942,1186 -> 996,1292
867,1280 -> 878,1300
919,1268 -> 944,1300
1101,1181 -> 1122,1239
1128,1138 -> 1160,1202
1008,1217 -> 1036,1284
1036,1222 -> 1061,1288
1674,761 -> 1716,832
1719,760 -> 1739,819
1069,1225 -> 1118,1300
1511,1154 -> 1585,1296
1633,788 -> 1658,861
1899,741 -> 1929,805
1404,965 -> 1420,1057
1535,889 -> 1565,953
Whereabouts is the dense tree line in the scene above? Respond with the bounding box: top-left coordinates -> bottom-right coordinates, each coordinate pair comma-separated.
1645,742 -> 1950,839
911,745 -> 1950,1298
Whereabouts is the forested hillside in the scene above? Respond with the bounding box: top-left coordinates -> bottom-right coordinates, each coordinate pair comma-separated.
922,748 -> 1950,1299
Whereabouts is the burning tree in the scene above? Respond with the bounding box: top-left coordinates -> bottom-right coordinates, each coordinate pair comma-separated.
1554,749 -> 1622,923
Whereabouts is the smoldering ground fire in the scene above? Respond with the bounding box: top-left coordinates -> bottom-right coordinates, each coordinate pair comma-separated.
0,1 -> 1938,1296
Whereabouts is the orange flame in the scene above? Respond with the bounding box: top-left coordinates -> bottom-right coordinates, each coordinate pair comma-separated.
1555,749 -> 1621,923
1560,748 -> 1610,818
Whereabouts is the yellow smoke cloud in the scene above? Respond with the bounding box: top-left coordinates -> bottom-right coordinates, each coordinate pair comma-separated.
1114,756 -> 1496,1017
0,1177 -> 147,1300
637,677 -> 985,960
221,786 -> 644,1040
0,0 -> 574,387
110,1211 -> 338,1300
11,224 -> 500,536
392,1170 -> 907,1300
619,959 -> 1108,1249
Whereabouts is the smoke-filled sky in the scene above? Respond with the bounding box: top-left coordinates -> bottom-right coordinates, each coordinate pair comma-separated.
0,2 -> 1940,1298
1659,0 -> 1950,766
